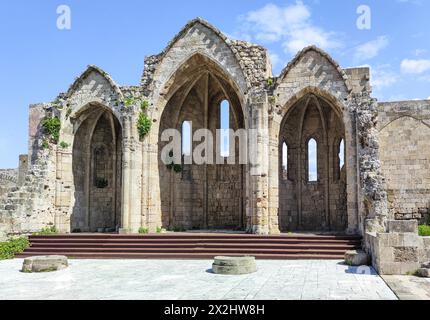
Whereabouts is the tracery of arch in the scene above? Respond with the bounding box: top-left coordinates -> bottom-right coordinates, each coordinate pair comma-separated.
279,94 -> 347,232
158,55 -> 245,231
71,104 -> 122,233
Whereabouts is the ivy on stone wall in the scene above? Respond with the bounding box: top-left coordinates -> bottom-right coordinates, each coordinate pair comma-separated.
42,116 -> 61,144
165,151 -> 182,173
137,100 -> 152,139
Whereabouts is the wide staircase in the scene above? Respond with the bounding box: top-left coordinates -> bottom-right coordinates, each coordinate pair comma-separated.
17,233 -> 362,260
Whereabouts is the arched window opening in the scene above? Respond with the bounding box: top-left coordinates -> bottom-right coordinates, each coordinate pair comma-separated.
282,142 -> 289,180
220,100 -> 230,157
339,139 -> 345,173
308,138 -> 318,182
182,121 -> 192,156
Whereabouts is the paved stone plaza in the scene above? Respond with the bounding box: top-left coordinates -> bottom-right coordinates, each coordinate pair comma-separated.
0,259 -> 397,300
383,275 -> 430,300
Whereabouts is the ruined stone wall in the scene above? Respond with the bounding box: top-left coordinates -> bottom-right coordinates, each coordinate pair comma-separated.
378,100 -> 430,223
0,169 -> 18,199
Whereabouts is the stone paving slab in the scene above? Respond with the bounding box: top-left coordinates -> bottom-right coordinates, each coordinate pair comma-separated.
0,259 -> 397,300
382,275 -> 430,300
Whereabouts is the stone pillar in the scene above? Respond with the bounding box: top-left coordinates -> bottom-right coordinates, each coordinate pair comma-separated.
120,116 -> 132,233
128,113 -> 143,233
248,90 -> 271,235
118,110 -> 144,234
268,111 -> 281,234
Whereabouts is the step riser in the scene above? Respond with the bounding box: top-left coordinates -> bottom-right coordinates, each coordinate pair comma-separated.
28,240 -> 361,245
22,234 -> 361,260
16,253 -> 346,260
24,249 -> 356,255
28,245 -> 360,250
30,235 -> 361,241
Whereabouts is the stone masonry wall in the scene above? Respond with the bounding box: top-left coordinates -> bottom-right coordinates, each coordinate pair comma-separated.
378,100 -> 430,223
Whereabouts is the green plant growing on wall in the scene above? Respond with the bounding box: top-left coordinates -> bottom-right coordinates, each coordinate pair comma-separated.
138,227 -> 149,234
137,100 -> 152,139
52,100 -> 64,110
156,226 -> 166,234
41,139 -> 50,150
137,113 -> 152,139
165,150 -> 182,173
267,78 -> 274,87
269,95 -> 276,104
42,116 -> 61,144
33,225 -> 58,236
419,224 -> 430,237
167,163 -> 183,173
59,141 -> 69,149
124,95 -> 136,108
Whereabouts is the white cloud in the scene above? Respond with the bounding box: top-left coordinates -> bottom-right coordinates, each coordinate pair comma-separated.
236,1 -> 341,55
401,59 -> 430,74
414,49 -> 427,56
370,64 -> 399,89
269,52 -> 281,69
353,36 -> 389,63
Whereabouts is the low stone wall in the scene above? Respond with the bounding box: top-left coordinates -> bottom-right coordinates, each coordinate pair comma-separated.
366,220 -> 429,275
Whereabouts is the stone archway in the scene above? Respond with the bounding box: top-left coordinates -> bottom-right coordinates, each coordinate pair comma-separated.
71,105 -> 123,233
157,54 -> 246,231
278,94 -> 347,232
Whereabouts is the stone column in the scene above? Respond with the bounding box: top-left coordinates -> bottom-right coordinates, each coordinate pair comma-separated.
268,110 -> 281,234
128,112 -> 143,233
120,116 -> 132,233
118,110 -> 144,234
248,90 -> 271,235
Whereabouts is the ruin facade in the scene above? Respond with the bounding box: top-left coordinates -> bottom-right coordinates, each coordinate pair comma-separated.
0,19 -> 429,274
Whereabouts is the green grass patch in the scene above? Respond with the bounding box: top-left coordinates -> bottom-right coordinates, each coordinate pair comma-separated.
33,225 -> 58,236
419,224 -> 430,237
0,237 -> 29,260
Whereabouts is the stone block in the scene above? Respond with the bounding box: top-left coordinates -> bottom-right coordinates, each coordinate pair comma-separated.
416,268 -> 430,278
22,256 -> 68,273
387,220 -> 418,233
394,247 -> 419,263
379,261 -> 420,275
212,256 -> 257,275
345,250 -> 370,266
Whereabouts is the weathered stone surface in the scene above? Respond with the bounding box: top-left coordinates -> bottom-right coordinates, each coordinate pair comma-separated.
422,261 -> 430,269
22,256 -> 68,273
345,250 -> 370,266
0,17 -> 428,276
416,268 -> 430,278
378,100 -> 430,222
387,220 -> 418,233
394,247 -> 419,263
212,256 -> 257,275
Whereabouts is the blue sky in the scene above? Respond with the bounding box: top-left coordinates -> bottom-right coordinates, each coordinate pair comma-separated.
0,0 -> 429,168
